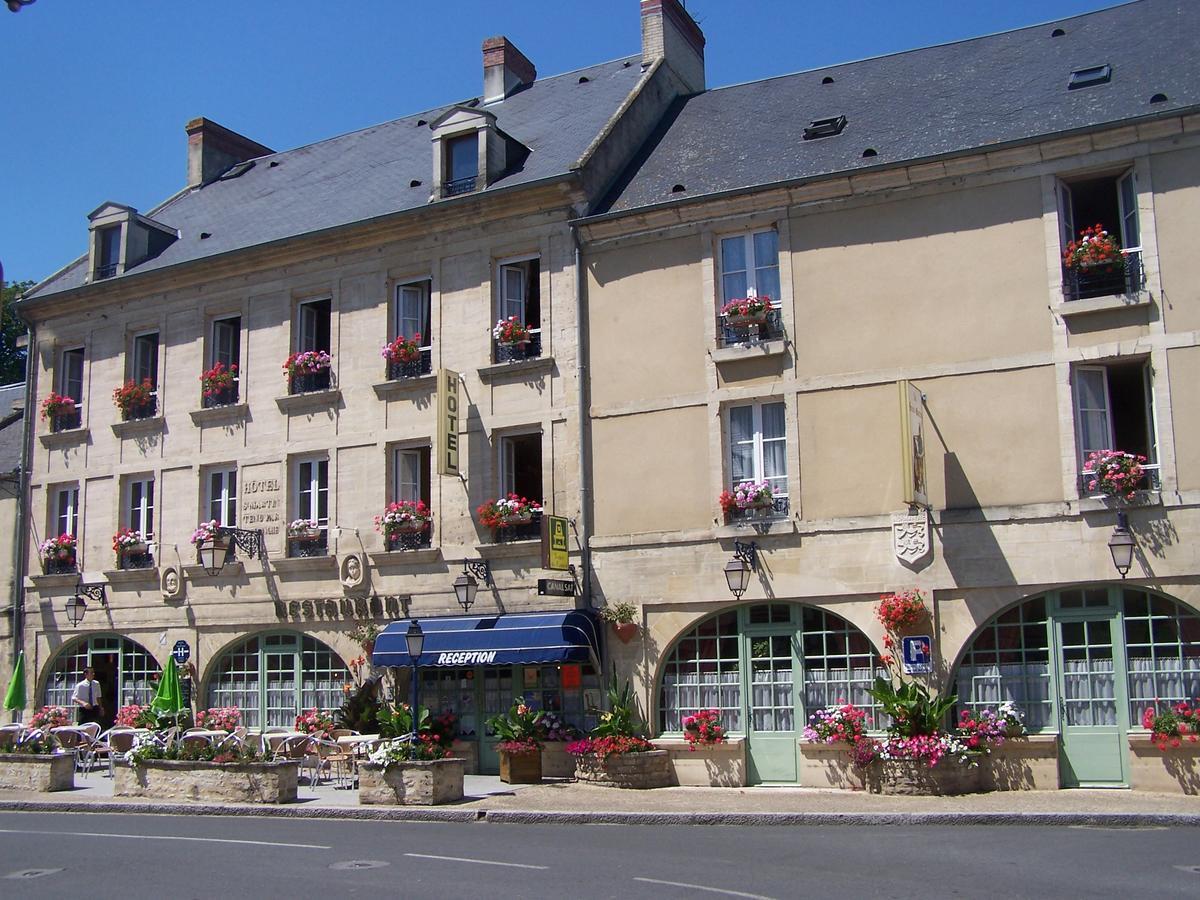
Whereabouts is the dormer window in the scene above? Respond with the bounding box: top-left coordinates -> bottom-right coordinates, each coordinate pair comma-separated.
86,202 -> 177,283
445,134 -> 478,197
96,225 -> 122,280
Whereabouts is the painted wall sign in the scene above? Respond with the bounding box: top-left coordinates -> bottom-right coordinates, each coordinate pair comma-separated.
541,515 -> 570,571
902,635 -> 933,675
241,474 -> 283,537
172,640 -> 191,665
537,578 -> 575,597
898,379 -> 929,508
436,368 -> 461,477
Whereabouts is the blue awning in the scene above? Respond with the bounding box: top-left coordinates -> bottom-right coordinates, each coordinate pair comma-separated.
371,610 -> 600,669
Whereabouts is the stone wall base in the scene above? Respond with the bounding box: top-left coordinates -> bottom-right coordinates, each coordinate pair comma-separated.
1129,735 -> 1200,794
114,759 -> 298,803
358,758 -> 465,805
655,738 -> 747,786
574,749 -> 670,789
0,753 -> 75,792
450,740 -> 479,775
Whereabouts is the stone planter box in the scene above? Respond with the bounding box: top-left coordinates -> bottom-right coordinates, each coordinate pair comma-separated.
358,758 -> 465,805
0,753 -> 75,792
114,759 -> 298,803
979,735 -> 1060,791
451,739 -> 479,775
499,749 -> 542,784
656,737 -> 747,786
574,750 -> 670,789
1129,734 -> 1200,794
867,758 -> 982,795
800,741 -> 869,789
542,741 -> 576,778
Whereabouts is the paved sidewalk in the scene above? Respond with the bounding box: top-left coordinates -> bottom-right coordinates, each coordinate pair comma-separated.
2,770 -> 1199,825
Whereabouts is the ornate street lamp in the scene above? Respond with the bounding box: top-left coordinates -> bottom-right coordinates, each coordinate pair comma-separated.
1108,510 -> 1135,579
66,583 -> 107,627
452,560 -> 491,613
197,534 -> 231,577
405,619 -> 425,745
724,541 -> 759,600
198,527 -> 266,577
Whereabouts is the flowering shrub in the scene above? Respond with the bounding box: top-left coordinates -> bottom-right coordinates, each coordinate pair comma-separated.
718,490 -> 738,519
1143,702 -> 1200,750
190,519 -> 222,546
1085,449 -> 1148,501
720,289 -> 772,320
112,378 -> 154,416
536,711 -> 581,743
287,518 -> 320,537
115,704 -> 153,728
876,589 -> 927,633
730,480 -> 774,510
40,392 -> 77,421
492,316 -> 531,344
196,706 -> 242,731
875,733 -> 976,768
39,533 -> 76,565
487,699 -> 544,754
381,334 -> 423,365
682,709 -> 727,750
598,602 -> 637,625
428,710 -> 458,748
566,735 -> 656,759
199,362 -> 237,400
282,350 -> 332,379
476,494 -> 542,529
957,702 -> 1024,750
1063,223 -> 1124,270
374,500 -> 431,535
368,736 -> 451,766
803,702 -> 868,746
29,706 -> 71,729
112,527 -> 148,553
129,731 -> 263,765
295,708 -> 334,736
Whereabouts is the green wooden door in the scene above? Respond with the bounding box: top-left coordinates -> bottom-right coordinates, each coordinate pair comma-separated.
746,633 -> 799,783
1056,615 -> 1129,786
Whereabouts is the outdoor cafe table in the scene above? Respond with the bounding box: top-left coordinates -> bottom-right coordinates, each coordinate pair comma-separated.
336,734 -> 380,756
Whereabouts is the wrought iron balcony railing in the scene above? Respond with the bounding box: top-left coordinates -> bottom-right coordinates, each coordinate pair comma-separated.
94,263 -> 119,280
1063,249 -> 1144,302
121,394 -> 158,422
50,407 -> 82,432
290,370 -> 331,395
387,348 -> 433,380
442,175 -> 477,198
386,525 -> 433,551
202,383 -> 239,408
491,511 -> 542,543
718,308 -> 784,347
494,331 -> 542,364
729,496 -> 791,522
287,530 -> 328,558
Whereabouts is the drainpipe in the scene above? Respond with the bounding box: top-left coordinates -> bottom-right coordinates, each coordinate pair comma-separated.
570,224 -> 593,613
11,313 -> 35,685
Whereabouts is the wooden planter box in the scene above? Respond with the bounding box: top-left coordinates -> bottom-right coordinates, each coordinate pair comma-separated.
114,759 -> 299,803
358,758 -> 465,805
656,737 -> 747,786
499,749 -> 542,784
574,749 -> 671,789
0,753 -> 75,792
1129,735 -> 1200,794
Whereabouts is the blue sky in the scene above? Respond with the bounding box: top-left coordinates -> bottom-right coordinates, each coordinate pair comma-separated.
2,0 -> 1120,286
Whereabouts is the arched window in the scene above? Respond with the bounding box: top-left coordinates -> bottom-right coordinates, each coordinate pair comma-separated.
657,603 -> 884,734
1123,590 -> 1200,722
43,635 -> 161,711
208,633 -> 349,729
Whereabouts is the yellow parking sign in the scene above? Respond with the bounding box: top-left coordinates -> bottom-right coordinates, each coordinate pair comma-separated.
541,515 -> 570,571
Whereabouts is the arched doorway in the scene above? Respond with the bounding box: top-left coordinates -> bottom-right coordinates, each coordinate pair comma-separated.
42,634 -> 162,729
952,587 -> 1200,787
207,632 -> 350,729
656,602 -> 885,783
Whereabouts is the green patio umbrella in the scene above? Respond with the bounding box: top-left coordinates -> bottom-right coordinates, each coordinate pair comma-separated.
3,651 -> 26,721
149,656 -> 185,721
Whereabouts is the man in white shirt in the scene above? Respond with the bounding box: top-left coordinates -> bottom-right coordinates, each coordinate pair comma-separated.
71,667 -> 103,725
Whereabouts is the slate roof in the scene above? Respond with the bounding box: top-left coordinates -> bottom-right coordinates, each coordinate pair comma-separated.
0,382 -> 26,476
599,0 -> 1200,215
27,56 -> 643,300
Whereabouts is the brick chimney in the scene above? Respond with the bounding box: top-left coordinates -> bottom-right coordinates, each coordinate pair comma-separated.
186,117 -> 274,187
641,0 -> 705,93
483,36 -> 537,104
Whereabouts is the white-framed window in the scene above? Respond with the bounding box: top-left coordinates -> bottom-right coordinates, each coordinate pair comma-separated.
499,432 -> 542,500
1058,168 -> 1142,301
728,401 -> 788,499
444,133 -> 478,196
1072,360 -> 1157,487
718,229 -> 780,306
125,475 -> 155,537
59,347 -> 84,405
95,224 -> 121,279
394,280 -> 432,348
53,485 -> 79,537
212,315 -> 241,370
392,446 -> 431,504
130,331 -> 159,392
498,257 -> 541,330
297,298 -> 331,354
206,467 -> 238,528
294,457 -> 329,527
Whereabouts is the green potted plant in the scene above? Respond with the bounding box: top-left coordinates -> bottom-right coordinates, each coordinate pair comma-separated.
599,601 -> 639,643
486,699 -> 544,784
566,672 -> 667,788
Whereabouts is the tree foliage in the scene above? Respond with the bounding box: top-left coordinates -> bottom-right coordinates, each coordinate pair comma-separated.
0,280 -> 33,385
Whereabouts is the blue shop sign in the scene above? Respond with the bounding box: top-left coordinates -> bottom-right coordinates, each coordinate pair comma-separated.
901,635 -> 933,675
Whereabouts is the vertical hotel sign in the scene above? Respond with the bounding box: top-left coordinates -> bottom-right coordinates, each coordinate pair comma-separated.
898,380 -> 929,508
436,368 -> 460,477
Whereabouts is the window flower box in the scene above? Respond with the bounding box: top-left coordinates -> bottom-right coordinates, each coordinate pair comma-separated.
477,495 -> 543,540
112,378 -> 156,421
283,350 -> 332,395
382,335 -> 430,380
375,500 -> 432,550
200,362 -> 239,408
113,528 -> 152,570
39,533 -> 77,575
721,290 -> 773,328
286,519 -> 326,558
1084,449 -> 1150,502
40,392 -> 80,432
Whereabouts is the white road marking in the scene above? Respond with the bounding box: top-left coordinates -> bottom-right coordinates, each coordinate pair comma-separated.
404,852 -> 548,870
0,828 -> 329,850
633,876 -> 776,899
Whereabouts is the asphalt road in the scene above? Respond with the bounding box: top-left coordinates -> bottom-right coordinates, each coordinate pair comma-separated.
1,812 -> 1198,898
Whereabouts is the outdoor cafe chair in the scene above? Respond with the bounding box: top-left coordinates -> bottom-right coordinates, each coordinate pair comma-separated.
96,727 -> 138,777
0,724 -> 22,750
275,735 -> 319,789
310,737 -> 353,788
179,733 -> 216,752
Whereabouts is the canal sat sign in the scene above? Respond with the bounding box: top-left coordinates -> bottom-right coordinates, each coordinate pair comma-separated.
541,515 -> 570,571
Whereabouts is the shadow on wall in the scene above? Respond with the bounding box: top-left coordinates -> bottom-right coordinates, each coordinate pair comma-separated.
936,451 -> 1018,591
